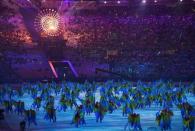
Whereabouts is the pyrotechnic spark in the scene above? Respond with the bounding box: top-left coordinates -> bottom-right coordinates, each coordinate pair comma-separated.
34,9 -> 63,37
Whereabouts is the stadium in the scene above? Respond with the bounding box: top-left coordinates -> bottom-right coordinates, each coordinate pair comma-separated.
0,0 -> 195,131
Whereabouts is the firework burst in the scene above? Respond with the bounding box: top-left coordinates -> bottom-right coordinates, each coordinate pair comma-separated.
34,9 -> 63,37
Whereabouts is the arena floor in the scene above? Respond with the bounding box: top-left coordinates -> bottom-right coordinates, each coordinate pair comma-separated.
2,90 -> 195,131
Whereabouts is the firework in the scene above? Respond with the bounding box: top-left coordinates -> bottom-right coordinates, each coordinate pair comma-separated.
34,9 -> 63,37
